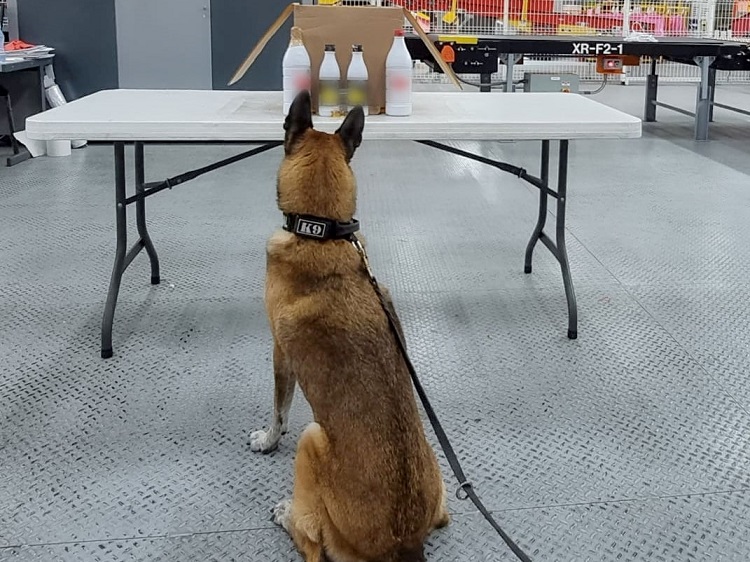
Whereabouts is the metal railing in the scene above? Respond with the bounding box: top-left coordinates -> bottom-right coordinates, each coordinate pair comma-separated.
394,0 -> 750,83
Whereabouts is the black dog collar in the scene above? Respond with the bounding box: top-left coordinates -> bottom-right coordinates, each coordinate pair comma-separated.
283,213 -> 360,241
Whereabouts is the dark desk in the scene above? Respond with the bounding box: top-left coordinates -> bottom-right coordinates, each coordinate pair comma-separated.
0,55 -> 54,166
1,56 -> 54,73
407,35 -> 749,141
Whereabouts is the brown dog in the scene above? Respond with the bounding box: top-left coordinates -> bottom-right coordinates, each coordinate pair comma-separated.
249,90 -> 449,562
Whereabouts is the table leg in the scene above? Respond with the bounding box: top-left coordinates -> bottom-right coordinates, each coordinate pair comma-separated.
417,138 -> 577,339
524,140 -> 550,274
505,54 -> 516,93
527,141 -> 577,339
2,86 -> 32,167
479,73 -> 492,93
101,142 -> 128,359
98,140 -> 283,358
554,140 -> 577,340
645,58 -> 658,122
38,65 -> 49,111
135,142 -> 161,285
694,55 -> 715,141
708,66 -> 716,123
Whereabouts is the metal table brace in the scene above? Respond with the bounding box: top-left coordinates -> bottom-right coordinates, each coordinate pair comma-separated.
101,138 -> 577,359
102,140 -> 283,358
419,140 -> 577,341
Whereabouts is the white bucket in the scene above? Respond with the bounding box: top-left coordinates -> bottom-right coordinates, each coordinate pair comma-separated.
46,140 -> 72,157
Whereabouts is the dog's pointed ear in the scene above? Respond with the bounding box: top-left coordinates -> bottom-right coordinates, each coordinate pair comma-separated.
284,90 -> 313,153
335,106 -> 365,161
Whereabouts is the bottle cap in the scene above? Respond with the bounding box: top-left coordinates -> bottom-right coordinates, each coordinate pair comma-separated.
394,28 -> 405,36
352,44 -> 363,52
290,26 -> 304,46
325,44 -> 336,51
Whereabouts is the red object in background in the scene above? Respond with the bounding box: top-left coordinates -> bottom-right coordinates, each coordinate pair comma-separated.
401,0 -> 554,20
5,40 -> 36,51
733,15 -> 750,35
400,0 -> 607,32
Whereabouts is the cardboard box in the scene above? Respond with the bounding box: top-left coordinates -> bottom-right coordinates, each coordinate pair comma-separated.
229,3 -> 460,115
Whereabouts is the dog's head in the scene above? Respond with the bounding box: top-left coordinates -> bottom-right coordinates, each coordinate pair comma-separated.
277,90 -> 365,222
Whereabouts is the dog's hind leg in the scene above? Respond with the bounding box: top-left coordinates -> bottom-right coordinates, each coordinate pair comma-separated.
274,422 -> 328,562
431,479 -> 451,530
250,342 -> 296,453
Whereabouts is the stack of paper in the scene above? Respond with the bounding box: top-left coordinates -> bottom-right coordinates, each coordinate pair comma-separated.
6,45 -> 55,58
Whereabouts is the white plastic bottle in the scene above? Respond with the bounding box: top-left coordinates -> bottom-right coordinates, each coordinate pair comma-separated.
385,28 -> 413,117
346,44 -> 369,116
318,44 -> 341,117
282,26 -> 311,116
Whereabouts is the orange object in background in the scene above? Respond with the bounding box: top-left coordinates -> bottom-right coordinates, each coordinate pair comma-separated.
5,40 -> 36,51
440,44 -> 456,63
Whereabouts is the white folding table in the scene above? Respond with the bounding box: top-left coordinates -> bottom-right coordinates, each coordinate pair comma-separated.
26,89 -> 641,359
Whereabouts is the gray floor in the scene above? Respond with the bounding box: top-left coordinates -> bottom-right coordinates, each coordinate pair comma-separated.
1,83 -> 750,562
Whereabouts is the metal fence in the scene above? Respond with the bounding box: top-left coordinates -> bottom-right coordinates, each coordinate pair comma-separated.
395,0 -> 748,38
392,0 -> 750,83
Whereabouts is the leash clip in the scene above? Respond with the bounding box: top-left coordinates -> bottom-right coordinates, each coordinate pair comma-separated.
456,480 -> 473,501
350,236 -> 376,284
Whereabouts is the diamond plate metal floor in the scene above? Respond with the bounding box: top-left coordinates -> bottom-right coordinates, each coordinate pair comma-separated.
2,85 -> 750,561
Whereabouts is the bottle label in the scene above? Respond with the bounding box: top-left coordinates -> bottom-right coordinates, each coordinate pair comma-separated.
292,69 -> 311,92
388,73 -> 411,92
318,79 -> 340,108
347,80 -> 368,107
386,69 -> 412,106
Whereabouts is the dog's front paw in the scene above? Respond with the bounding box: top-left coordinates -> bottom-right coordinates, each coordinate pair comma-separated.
249,429 -> 280,453
271,498 -> 293,529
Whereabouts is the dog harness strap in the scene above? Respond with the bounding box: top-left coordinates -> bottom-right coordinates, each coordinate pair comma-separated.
283,213 -> 360,241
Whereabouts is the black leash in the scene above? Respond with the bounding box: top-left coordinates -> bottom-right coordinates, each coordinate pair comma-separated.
350,235 -> 533,562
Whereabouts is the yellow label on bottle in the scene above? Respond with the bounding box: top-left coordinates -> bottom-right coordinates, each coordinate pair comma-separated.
319,80 -> 340,107
347,81 -> 367,106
